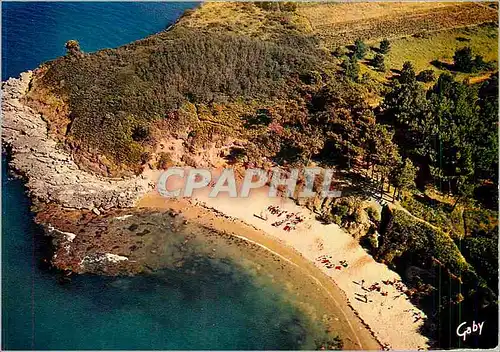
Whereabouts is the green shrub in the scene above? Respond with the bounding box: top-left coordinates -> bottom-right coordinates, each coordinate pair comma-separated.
377,209 -> 468,275
353,38 -> 367,59
156,152 -> 172,170
365,206 -> 380,223
343,56 -> 359,81
401,193 -> 464,237
462,234 -> 498,290
416,69 -> 435,82
379,38 -> 390,54
372,53 -> 385,72
453,47 -> 495,73
131,125 -> 150,142
280,2 -> 298,12
463,208 -> 498,237
454,47 -> 474,72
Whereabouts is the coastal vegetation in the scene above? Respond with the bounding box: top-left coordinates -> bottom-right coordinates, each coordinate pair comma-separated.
29,26 -> 326,169
361,23 -> 498,82
22,2 -> 498,349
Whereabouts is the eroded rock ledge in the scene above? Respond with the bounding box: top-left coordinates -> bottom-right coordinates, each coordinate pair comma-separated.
37,206 -> 197,276
2,72 -> 162,274
2,71 -> 151,211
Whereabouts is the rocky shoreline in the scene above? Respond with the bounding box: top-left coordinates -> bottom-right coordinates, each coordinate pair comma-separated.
2,86 -> 381,348
2,72 -> 151,211
2,72 -> 163,274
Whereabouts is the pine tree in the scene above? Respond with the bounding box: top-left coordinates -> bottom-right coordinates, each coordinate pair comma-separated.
399,61 -> 416,84
453,47 -> 474,73
373,54 -> 385,72
416,69 -> 435,83
343,56 -> 360,82
380,38 -> 391,54
353,38 -> 367,59
391,159 -> 418,200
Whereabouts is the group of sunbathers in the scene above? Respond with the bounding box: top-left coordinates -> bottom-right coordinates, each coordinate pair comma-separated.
315,255 -> 349,270
354,278 -> 417,305
265,205 -> 305,232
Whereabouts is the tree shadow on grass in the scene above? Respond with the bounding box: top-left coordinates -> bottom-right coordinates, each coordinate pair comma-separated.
413,193 -> 453,213
430,59 -> 455,71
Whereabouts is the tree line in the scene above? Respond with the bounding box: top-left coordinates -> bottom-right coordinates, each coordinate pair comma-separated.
381,61 -> 498,209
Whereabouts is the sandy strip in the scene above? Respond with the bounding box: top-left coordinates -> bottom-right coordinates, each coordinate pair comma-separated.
137,171 -> 429,350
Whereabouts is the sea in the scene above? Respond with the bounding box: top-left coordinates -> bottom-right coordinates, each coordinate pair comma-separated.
1,3 -> 327,350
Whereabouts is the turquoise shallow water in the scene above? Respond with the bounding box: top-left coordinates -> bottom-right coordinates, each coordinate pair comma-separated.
1,163 -> 311,349
2,161 -> 314,349
1,3 -> 327,350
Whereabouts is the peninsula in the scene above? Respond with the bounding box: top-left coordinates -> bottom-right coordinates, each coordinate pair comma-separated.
2,2 -> 498,350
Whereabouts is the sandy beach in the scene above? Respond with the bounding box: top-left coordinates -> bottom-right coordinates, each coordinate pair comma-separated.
137,169 -> 430,350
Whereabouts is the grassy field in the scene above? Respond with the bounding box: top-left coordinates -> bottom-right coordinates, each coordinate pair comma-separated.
297,2 -> 497,46
360,23 -> 498,83
298,2 -> 454,28
178,3 -> 312,41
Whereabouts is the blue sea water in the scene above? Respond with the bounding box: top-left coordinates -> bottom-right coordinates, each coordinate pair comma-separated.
1,3 -> 322,350
2,2 -> 197,80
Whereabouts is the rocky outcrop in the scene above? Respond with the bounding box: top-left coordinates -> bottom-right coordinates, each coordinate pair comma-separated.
2,72 -> 151,210
37,205 -> 198,276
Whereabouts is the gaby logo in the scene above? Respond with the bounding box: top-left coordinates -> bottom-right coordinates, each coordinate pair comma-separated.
456,321 -> 485,341
157,167 -> 341,199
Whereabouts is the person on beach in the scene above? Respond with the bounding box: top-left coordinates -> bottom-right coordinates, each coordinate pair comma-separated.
355,292 -> 368,303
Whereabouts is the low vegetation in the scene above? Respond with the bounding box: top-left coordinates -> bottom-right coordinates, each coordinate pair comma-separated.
297,2 -> 497,46
29,26 -> 327,168
364,23 -> 498,81
400,193 -> 464,238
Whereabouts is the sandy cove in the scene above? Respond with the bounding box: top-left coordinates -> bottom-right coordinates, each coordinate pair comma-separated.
137,170 -> 430,350
3,72 -> 427,349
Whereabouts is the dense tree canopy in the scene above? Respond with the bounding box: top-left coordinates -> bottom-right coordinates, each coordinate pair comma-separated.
381,62 -> 498,199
